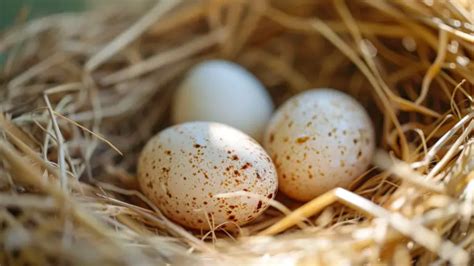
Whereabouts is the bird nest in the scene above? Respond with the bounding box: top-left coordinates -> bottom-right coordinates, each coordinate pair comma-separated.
0,0 -> 473,265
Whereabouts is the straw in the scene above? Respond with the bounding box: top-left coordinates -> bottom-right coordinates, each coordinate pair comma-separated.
1,0 -> 473,265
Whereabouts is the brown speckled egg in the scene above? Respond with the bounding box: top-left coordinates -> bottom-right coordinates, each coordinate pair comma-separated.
264,89 -> 375,202
138,121 -> 278,230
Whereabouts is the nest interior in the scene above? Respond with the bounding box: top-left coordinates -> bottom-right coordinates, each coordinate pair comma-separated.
0,0 -> 473,265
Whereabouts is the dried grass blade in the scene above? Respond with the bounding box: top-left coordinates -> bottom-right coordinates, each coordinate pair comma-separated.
100,29 -> 223,85
85,0 -> 182,72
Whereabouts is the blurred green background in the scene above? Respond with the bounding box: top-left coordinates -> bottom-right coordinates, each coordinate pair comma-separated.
0,0 -> 151,65
1,0 -> 88,66
1,0 -> 86,29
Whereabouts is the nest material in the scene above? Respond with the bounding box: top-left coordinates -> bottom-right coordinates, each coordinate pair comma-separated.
0,0 -> 473,265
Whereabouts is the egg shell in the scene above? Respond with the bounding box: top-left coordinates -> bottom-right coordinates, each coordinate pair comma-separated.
138,121 -> 278,230
264,89 -> 375,202
171,60 -> 274,141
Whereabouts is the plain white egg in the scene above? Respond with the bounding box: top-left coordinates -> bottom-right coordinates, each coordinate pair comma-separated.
171,60 -> 274,141
138,121 -> 278,230
264,89 -> 375,202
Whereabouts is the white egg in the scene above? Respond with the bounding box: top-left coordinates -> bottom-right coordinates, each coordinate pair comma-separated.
138,121 -> 278,230
264,89 -> 375,202
171,60 -> 274,141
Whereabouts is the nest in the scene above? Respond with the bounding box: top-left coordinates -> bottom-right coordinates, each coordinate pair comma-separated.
1,0 -> 473,265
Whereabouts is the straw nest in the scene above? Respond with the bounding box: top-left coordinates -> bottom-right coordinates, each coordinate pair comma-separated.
1,0 -> 473,265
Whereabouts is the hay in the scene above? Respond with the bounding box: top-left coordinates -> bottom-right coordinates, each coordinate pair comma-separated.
0,0 -> 473,265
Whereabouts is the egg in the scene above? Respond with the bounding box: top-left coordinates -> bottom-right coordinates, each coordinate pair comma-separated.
264,89 -> 375,202
138,121 -> 278,230
171,60 -> 274,141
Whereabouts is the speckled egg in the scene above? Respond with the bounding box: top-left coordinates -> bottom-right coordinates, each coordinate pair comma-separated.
264,89 -> 375,202
171,60 -> 274,141
138,121 -> 278,230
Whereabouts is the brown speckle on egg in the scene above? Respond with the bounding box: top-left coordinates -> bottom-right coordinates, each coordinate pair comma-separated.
241,162 -> 252,169
296,136 -> 310,144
